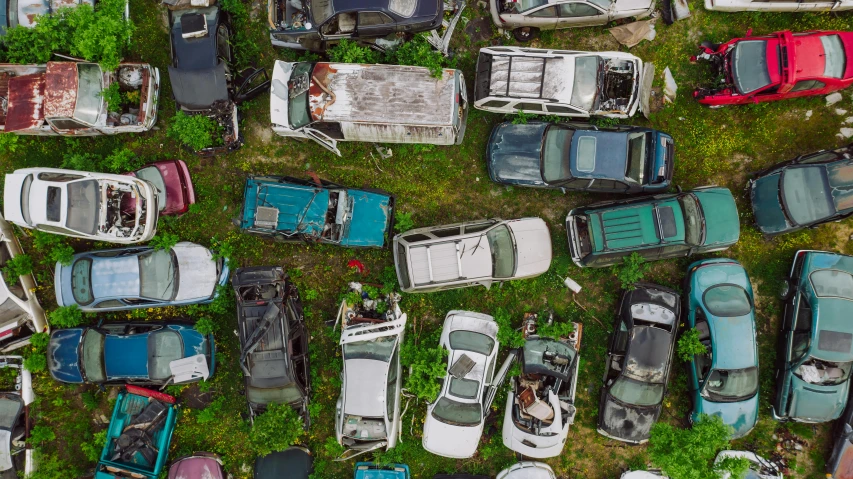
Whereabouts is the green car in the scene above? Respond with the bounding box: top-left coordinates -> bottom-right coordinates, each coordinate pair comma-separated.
773,250 -> 853,423
565,186 -> 739,268
685,258 -> 759,439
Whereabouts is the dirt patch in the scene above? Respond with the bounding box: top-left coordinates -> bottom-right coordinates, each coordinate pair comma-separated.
465,17 -> 494,44
181,384 -> 216,410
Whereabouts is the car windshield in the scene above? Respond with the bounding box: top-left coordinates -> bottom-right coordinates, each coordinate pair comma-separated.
782,166 -> 835,226
514,0 -> 547,12
310,0 -> 334,25
288,62 -> 313,129
71,258 -> 94,305
135,167 -> 167,212
678,194 -> 703,246
81,330 -> 106,382
66,180 -> 100,235
821,35 -> 846,79
609,376 -> 664,407
541,126 -> 573,183
449,331 -> 495,356
625,132 -> 647,183
343,336 -> 396,362
148,330 -> 182,380
794,357 -> 853,386
0,398 -> 21,430
703,285 -> 752,317
731,40 -> 775,94
432,397 -> 481,426
486,225 -> 515,279
247,384 -> 304,405
810,270 -> 853,300
138,250 -> 177,301
702,367 -> 759,402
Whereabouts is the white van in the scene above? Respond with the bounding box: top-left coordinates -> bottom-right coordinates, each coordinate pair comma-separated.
270,60 -> 468,156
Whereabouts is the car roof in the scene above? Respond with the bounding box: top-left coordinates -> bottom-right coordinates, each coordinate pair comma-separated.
479,47 -> 579,106
708,313 -> 757,370
242,177 -> 330,237
344,357 -> 389,417
408,236 -> 493,286
170,7 -> 220,71
569,130 -> 631,181
239,303 -> 297,388
588,197 -> 685,252
254,448 -> 313,479
803,252 -> 853,362
90,255 -> 141,300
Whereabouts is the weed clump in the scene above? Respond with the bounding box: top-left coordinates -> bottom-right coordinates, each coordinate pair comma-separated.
649,414 -> 749,479
249,402 -> 305,456
168,112 -> 222,151
615,252 -> 651,290
677,328 -> 707,362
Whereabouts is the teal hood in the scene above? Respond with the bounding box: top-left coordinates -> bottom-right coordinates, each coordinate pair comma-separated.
694,188 -> 740,246
694,392 -> 759,439
750,173 -> 791,234
787,374 -> 850,422
340,190 -> 393,248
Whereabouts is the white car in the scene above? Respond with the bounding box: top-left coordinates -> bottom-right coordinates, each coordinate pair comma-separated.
497,462 -> 557,479
0,356 -> 35,478
705,0 -> 853,11
335,291 -> 406,460
4,168 -> 158,244
0,214 -> 47,352
715,451 -> 783,479
422,311 -> 500,459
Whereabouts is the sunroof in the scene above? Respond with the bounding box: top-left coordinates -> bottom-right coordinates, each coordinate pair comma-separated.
657,206 -> 677,238
818,330 -> 853,353
576,136 -> 596,173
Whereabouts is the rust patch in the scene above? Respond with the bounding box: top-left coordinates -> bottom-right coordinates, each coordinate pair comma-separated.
5,73 -> 45,132
138,67 -> 150,123
43,62 -> 78,119
308,62 -> 337,121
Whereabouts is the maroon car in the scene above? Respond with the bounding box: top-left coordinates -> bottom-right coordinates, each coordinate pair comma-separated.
123,160 -> 196,216
168,454 -> 226,479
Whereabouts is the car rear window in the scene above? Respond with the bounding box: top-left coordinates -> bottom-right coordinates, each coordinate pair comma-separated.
818,330 -> 853,354
71,258 -> 94,305
46,186 -> 61,222
703,284 -> 751,317
821,35 -> 846,79
449,330 -> 495,356
810,270 -> 853,300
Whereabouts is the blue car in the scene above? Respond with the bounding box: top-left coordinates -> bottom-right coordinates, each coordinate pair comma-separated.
55,242 -> 230,312
354,463 -> 410,479
684,258 -> 759,439
47,322 -> 215,385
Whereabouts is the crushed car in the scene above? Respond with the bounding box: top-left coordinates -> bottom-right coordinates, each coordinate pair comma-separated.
239,175 -> 394,248
0,62 -> 159,136
0,214 -> 47,352
705,0 -> 853,11
474,46 -> 652,119
254,447 -> 313,479
0,356 -> 35,479
232,266 -> 310,424
4,167 -> 159,244
502,314 -> 581,458
168,453 -> 226,479
124,160 -> 197,217
334,284 -> 406,460
692,30 -> 853,107
714,451 -> 782,479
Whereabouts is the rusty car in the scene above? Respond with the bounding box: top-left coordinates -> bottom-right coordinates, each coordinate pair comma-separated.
270,61 -> 468,156
0,61 -> 159,136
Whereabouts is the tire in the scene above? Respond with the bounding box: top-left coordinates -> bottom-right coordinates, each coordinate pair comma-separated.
779,279 -> 793,300
512,27 -> 539,42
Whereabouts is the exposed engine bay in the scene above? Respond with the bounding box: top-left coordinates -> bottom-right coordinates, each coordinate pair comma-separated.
692,42 -> 736,99
597,58 -> 638,115
341,414 -> 388,447
322,190 -> 351,242
273,0 -> 310,30
105,65 -> 151,127
104,181 -> 148,239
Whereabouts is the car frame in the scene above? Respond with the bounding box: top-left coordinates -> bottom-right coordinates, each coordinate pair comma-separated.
0,356 -> 35,478
0,213 -> 47,352
124,160 -> 197,217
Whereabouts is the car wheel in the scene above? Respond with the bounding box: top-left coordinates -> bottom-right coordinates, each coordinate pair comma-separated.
513,27 -> 539,42
779,279 -> 792,300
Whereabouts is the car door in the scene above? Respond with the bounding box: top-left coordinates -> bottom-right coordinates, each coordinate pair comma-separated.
304,128 -> 342,156
604,317 -> 630,384
688,309 -> 712,393
786,79 -> 828,100
521,5 -> 558,29
357,12 -> 395,37
556,1 -> 607,27
779,292 -> 812,414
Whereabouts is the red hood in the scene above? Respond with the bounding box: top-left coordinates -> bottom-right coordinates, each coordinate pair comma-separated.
122,160 -> 195,216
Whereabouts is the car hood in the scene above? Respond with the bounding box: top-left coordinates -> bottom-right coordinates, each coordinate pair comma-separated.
423,411 -> 483,458
168,456 -> 225,479
344,358 -> 388,417
341,190 -> 393,248
694,188 -> 740,246
486,122 -> 548,187
173,243 -> 218,301
598,395 -> 659,443
696,393 -> 758,439
48,328 -> 84,383
786,374 -> 849,422
750,173 -> 791,234
507,218 -> 552,277
614,0 -> 653,11
2,173 -> 29,226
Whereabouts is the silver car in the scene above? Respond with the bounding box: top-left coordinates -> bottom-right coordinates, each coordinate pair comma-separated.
490,0 -> 653,41
392,218 -> 552,293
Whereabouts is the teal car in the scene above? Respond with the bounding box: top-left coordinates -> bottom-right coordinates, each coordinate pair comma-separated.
685,259 -> 759,439
354,462 -> 410,479
773,250 -> 853,423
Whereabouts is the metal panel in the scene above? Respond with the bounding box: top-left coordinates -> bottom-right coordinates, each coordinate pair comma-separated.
5,73 -> 45,132
43,62 -> 78,119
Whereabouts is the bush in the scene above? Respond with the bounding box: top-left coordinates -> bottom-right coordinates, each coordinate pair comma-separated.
0,134 -> 19,154
249,403 -> 305,456
494,308 -> 524,348
328,39 -> 381,64
2,254 -> 33,285
49,305 -> 84,328
536,316 -> 573,340
168,112 -> 221,151
28,425 -> 55,445
400,340 -> 447,401
194,317 -> 216,335
615,252 -> 651,290
149,232 -> 180,251
649,414 -> 749,479
104,147 -> 143,172
80,430 -> 107,462
197,396 -> 226,424
24,452 -> 80,479
677,328 -> 707,362
101,81 -> 122,113
218,0 -> 260,69
23,354 -> 46,373
511,110 -> 533,125
49,243 -> 75,266
30,332 -> 49,352
390,35 -> 445,78
394,211 -> 414,233
82,391 -> 99,411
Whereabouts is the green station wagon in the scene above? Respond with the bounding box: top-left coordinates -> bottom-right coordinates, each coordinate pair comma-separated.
565,186 -> 740,268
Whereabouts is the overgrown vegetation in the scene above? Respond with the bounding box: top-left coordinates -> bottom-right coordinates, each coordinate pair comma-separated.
248,403 -> 305,456
401,339 -> 447,401
394,211 -> 415,233
2,254 -> 33,284
536,315 -> 574,340
48,305 -> 84,329
649,414 -> 750,479
327,36 -> 452,78
494,308 -> 524,348
615,252 -> 652,289
168,112 -> 221,151
677,328 -> 707,362
150,232 -> 180,251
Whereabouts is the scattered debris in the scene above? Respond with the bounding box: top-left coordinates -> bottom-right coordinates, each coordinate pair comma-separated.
663,67 -> 677,104
609,20 -> 656,48
374,144 -> 393,159
826,92 -> 843,106
662,0 -> 690,23
837,109 -> 848,115
563,276 -> 582,294
838,128 -> 853,139
347,259 -> 367,274
845,117 -> 853,124
805,110 -> 813,120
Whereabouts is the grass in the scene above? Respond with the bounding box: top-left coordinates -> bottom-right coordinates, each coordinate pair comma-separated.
1,0 -> 852,478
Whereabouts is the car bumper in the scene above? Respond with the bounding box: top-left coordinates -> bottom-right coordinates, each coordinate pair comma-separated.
596,427 -> 648,445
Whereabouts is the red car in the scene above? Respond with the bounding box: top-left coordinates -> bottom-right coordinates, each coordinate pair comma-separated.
123,160 -> 196,216
692,30 -> 853,107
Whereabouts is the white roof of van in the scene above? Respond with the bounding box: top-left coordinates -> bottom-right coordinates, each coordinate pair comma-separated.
409,238 -> 492,286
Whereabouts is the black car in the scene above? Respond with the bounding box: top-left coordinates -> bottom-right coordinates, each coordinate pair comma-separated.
486,121 -> 674,194
233,267 -> 310,424
168,4 -> 270,155
597,282 -> 679,444
254,447 -> 313,478
749,144 -> 853,236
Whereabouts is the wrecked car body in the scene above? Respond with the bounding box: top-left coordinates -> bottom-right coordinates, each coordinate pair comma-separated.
124,160 -> 197,217
706,0 -> 853,11
0,62 -> 159,136
4,167 -> 159,244
774,250 -> 853,423
502,314 -> 581,458
715,451 -> 782,479
0,214 -> 47,353
239,175 -> 394,248
168,453 -> 226,479
334,286 -> 406,460
0,356 -> 35,479
270,61 -> 468,156
474,47 -> 651,119
598,283 -> 679,444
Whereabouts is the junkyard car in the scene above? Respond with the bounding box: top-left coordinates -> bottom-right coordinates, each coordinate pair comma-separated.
168,453 -> 226,479
354,462 -> 410,479
474,47 -> 650,119
335,289 -> 406,459
434,475 -> 488,479
0,356 -> 35,479
692,30 -> 853,107
773,250 -> 853,423
496,462 -> 556,479
489,0 -> 653,41
423,311 -> 500,458
233,266 -> 310,424
125,160 -> 196,217
393,218 -> 552,293
94,386 -> 178,479
486,121 -> 673,193
566,186 -> 740,268
0,62 -> 158,135
168,3 -> 270,155
47,321 -> 215,385
749,144 -> 853,236
254,447 -> 313,479
714,451 -> 783,479
4,167 -> 159,244
598,283 -> 679,444
827,388 -> 853,478
503,317 -> 580,458
239,175 -> 394,247
706,0 -> 853,10
270,61 -> 468,156
54,242 -> 230,312
685,259 -> 758,439
0,214 -> 47,352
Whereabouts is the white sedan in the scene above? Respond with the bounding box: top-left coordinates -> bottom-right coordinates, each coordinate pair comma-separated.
422,311 -> 500,459
4,168 -> 158,244
497,462 -> 557,479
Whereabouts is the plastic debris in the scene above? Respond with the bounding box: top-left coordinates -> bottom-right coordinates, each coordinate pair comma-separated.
663,67 -> 677,104
563,277 -> 582,294
805,110 -> 813,120
837,109 -> 849,115
609,20 -> 656,48
374,144 -> 392,159
838,128 -> 853,139
347,260 -> 366,274
846,117 -> 853,124
663,0 -> 691,23
826,92 -> 843,106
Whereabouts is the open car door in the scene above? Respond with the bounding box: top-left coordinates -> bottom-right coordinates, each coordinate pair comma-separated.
484,349 -> 517,411
639,63 -> 655,119
234,68 -> 272,105
305,128 -> 342,156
